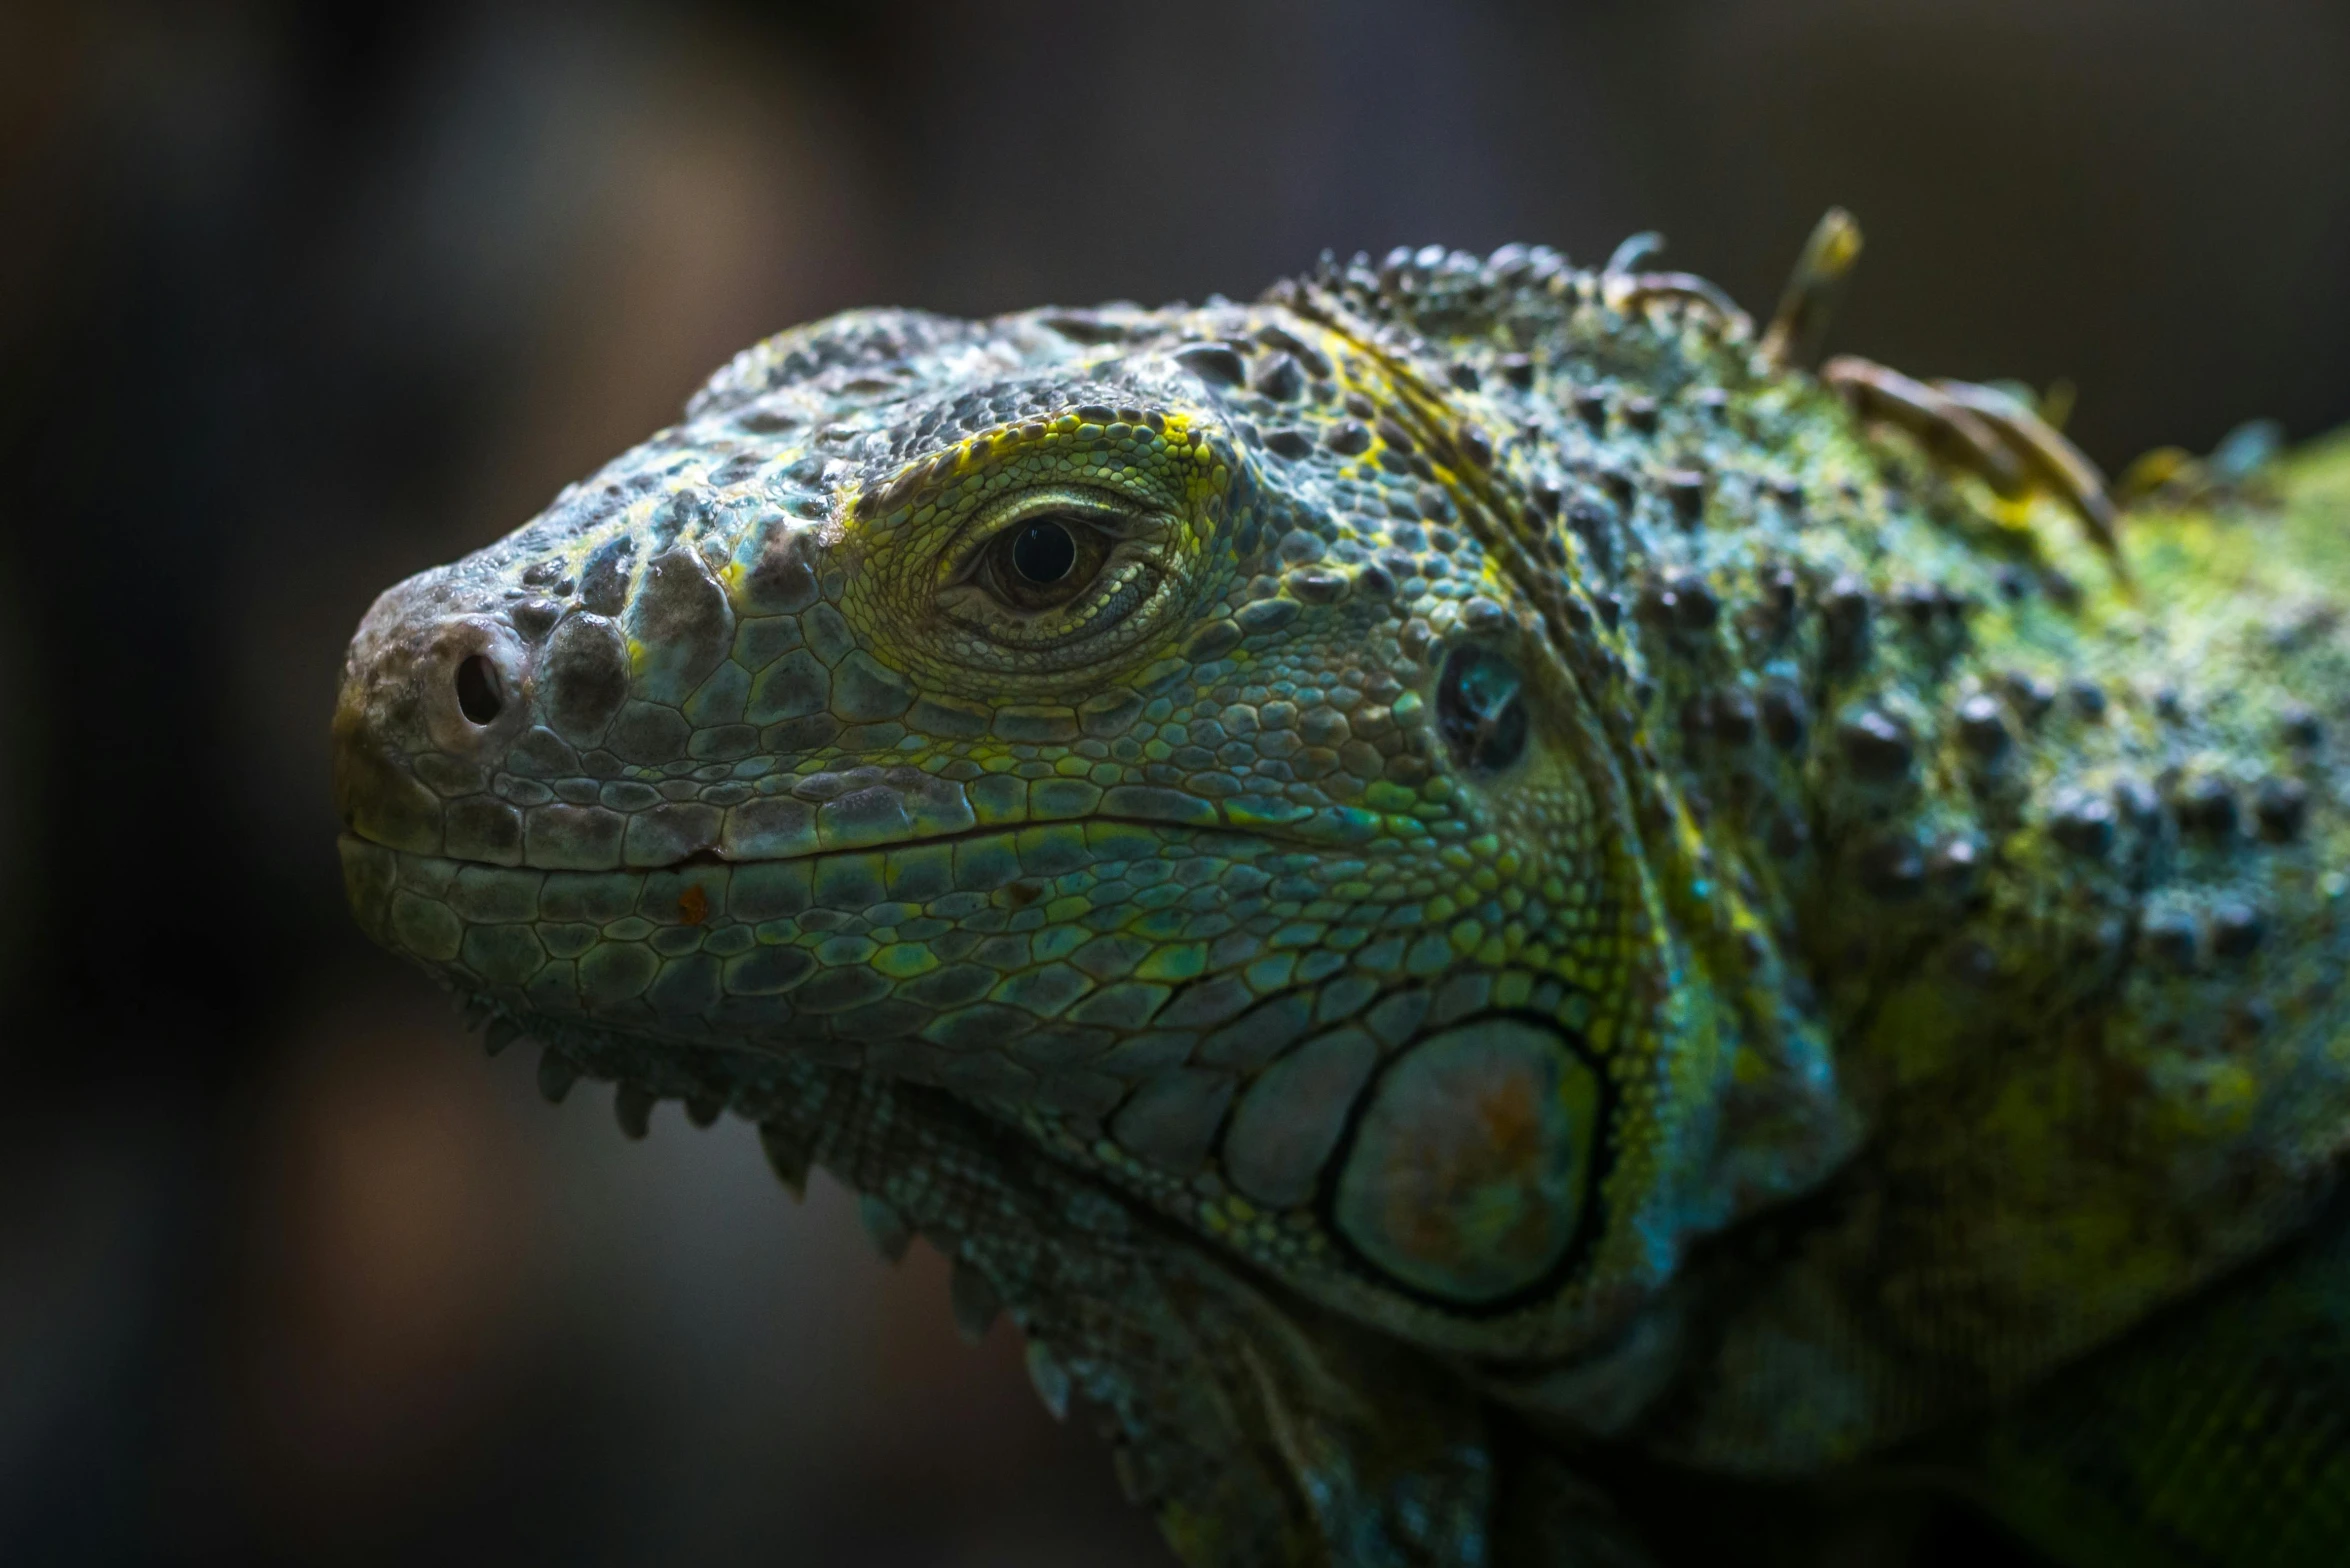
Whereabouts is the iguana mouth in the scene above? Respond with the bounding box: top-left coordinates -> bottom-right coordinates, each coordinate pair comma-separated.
340,811 -> 1337,875
336,805 -> 1336,1007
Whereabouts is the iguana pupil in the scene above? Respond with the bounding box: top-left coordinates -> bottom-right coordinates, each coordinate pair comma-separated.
1008,516 -> 1078,584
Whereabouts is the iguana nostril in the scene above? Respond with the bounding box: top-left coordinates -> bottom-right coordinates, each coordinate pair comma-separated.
1436,646 -> 1528,774
454,653 -> 503,725
1011,518 -> 1078,583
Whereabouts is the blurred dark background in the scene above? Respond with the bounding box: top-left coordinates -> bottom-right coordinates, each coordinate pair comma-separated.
2,2 -> 2346,1563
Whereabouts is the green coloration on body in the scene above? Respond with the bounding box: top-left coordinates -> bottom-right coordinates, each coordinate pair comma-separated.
335,235 -> 2350,1565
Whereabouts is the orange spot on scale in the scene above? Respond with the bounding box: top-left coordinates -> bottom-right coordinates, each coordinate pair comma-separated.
677,885 -> 710,926
1473,1079 -> 1544,1167
1388,1072 -> 1546,1267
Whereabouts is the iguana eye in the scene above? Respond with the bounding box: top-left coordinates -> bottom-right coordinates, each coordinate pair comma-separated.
980,512 -> 1107,610
938,486 -> 1166,652
924,471 -> 1198,676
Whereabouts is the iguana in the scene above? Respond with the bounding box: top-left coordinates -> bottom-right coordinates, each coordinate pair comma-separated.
332,212 -> 2350,1566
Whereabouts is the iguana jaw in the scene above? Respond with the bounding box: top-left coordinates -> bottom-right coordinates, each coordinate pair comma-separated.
333,811 -> 1322,1079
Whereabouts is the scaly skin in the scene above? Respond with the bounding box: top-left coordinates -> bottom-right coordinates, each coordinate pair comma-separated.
334,239 -> 2350,1565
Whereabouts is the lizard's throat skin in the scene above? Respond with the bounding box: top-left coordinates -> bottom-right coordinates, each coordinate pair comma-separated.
334,237 -> 2350,1560
332,282 -> 1848,1368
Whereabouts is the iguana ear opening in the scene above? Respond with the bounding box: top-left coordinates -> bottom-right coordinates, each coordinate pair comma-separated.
1436,645 -> 1529,776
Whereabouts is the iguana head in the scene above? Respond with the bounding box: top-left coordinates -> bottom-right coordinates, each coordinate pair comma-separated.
334,250 -> 1849,1365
